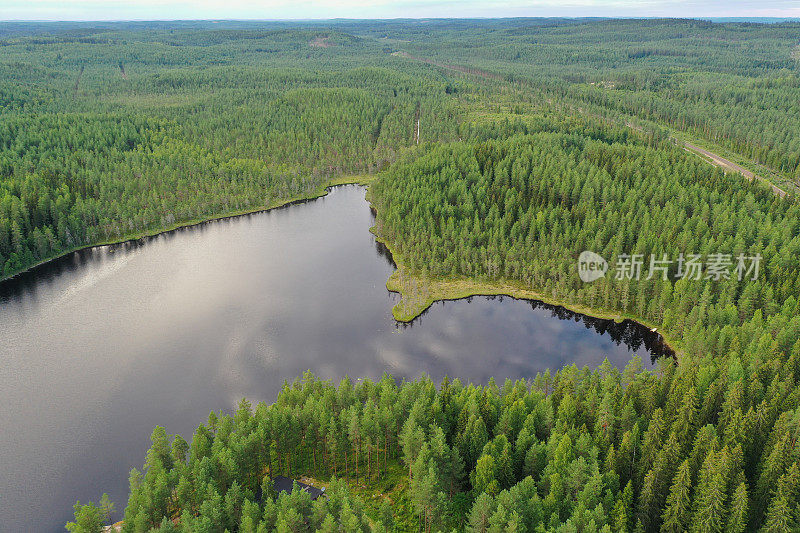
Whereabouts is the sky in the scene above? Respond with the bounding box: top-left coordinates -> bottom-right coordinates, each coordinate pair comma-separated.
2,0 -> 800,21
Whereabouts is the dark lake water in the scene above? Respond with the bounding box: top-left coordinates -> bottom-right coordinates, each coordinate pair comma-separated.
0,185 -> 670,532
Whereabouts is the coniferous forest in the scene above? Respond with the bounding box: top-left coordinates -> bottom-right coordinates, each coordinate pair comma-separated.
1,17 -> 800,533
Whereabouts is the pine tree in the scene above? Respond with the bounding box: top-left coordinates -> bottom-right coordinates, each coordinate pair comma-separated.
661,460 -> 692,533
472,455 -> 500,496
65,501 -> 104,533
401,420 -> 426,481
467,493 -> 495,533
689,452 -> 728,533
760,494 -> 793,533
725,482 -> 749,533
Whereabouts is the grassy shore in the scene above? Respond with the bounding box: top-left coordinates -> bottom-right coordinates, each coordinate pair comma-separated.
366,190 -> 680,359
376,236 -> 680,359
0,175 -> 374,284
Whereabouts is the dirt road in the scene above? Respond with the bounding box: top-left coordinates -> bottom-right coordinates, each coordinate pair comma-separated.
392,52 -> 503,81
680,140 -> 787,198
395,51 -> 791,199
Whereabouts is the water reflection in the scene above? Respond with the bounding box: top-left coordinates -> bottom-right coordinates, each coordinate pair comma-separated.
397,296 -> 672,364
0,185 -> 671,532
374,240 -> 396,268
524,299 -> 673,360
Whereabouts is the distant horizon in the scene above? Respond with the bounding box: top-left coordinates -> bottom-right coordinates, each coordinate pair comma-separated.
4,0 -> 800,23
2,16 -> 800,23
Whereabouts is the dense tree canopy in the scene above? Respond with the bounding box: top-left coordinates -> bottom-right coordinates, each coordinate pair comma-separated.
382,18 -> 800,186
372,117 -> 800,359
366,113 -> 800,532
2,18 -> 794,533
4,18 -> 800,277
0,26 -> 463,277
89,343 -> 800,532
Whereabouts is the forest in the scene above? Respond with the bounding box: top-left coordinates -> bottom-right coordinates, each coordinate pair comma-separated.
0,17 -> 798,533
367,19 -> 800,189
3,19 -> 800,279
70,349 -> 800,532
0,23 -> 462,277
72,116 -> 800,532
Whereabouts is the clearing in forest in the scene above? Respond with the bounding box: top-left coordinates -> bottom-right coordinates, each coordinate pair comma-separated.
309,36 -> 333,48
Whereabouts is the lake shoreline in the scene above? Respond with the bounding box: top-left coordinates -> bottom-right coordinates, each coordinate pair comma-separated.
3,173 -> 677,361
366,192 -> 680,360
0,175 -> 374,286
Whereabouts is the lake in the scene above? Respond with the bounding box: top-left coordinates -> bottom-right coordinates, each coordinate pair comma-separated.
0,185 -> 670,532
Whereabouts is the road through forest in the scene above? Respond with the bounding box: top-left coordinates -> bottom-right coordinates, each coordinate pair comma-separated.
396,51 -> 790,198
